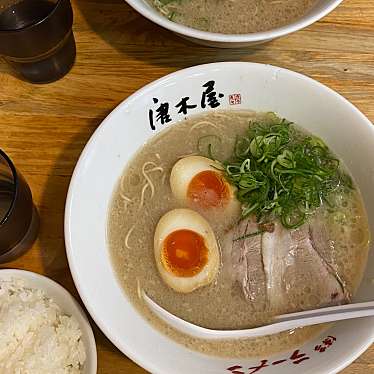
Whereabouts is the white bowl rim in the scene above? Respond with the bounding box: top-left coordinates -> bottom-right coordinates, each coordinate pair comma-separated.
0,268 -> 97,374
124,0 -> 344,43
65,61 -> 374,374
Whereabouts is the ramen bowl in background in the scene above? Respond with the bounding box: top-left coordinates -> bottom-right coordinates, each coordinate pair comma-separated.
123,0 -> 343,48
65,62 -> 374,374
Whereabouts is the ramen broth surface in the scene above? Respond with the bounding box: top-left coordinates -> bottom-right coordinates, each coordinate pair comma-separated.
150,0 -> 318,34
108,111 -> 369,358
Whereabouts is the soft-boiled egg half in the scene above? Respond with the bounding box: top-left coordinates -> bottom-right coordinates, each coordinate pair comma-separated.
154,208 -> 220,293
170,156 -> 240,213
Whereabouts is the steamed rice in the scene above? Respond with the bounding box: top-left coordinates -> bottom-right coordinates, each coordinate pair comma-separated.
0,278 -> 86,373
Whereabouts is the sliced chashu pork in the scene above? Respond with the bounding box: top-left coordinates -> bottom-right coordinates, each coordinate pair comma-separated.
263,221 -> 349,314
224,218 -> 349,315
222,217 -> 267,310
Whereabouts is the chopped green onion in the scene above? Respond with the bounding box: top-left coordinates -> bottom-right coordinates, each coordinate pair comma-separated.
234,230 -> 264,241
223,117 -> 353,229
197,134 -> 222,160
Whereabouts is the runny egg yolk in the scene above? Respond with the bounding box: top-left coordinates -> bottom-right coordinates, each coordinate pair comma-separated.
187,170 -> 230,208
161,229 -> 208,277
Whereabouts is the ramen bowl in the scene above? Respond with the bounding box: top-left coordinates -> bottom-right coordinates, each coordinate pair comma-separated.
124,0 -> 343,48
65,62 -> 374,374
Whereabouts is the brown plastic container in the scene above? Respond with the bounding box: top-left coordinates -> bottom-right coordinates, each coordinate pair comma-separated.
0,0 -> 76,83
0,150 -> 39,263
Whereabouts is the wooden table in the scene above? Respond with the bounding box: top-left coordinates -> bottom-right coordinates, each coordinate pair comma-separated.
1,0 -> 373,372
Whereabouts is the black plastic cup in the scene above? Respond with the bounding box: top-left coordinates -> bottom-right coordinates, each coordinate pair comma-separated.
0,150 -> 39,263
0,0 -> 76,83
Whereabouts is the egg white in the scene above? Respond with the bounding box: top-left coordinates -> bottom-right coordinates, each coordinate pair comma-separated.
170,155 -> 240,214
154,208 -> 220,293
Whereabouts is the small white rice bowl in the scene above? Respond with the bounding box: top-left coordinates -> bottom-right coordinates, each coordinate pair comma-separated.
0,270 -> 96,374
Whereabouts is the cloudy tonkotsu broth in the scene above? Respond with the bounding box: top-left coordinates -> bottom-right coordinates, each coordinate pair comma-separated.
108,111 -> 370,358
150,0 -> 319,34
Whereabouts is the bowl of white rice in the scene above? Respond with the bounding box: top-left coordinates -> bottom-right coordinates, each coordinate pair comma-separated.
0,269 -> 97,374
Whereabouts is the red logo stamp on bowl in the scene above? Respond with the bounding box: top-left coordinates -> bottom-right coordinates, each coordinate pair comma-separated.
229,93 -> 241,105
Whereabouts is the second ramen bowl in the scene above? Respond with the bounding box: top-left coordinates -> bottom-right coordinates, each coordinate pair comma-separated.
124,0 -> 344,48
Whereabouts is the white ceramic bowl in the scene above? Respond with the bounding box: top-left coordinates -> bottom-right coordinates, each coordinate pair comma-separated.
65,62 -> 374,374
124,0 -> 343,48
0,269 -> 97,374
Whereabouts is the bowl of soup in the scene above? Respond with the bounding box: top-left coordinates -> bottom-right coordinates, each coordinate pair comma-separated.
124,0 -> 343,47
65,62 -> 374,374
